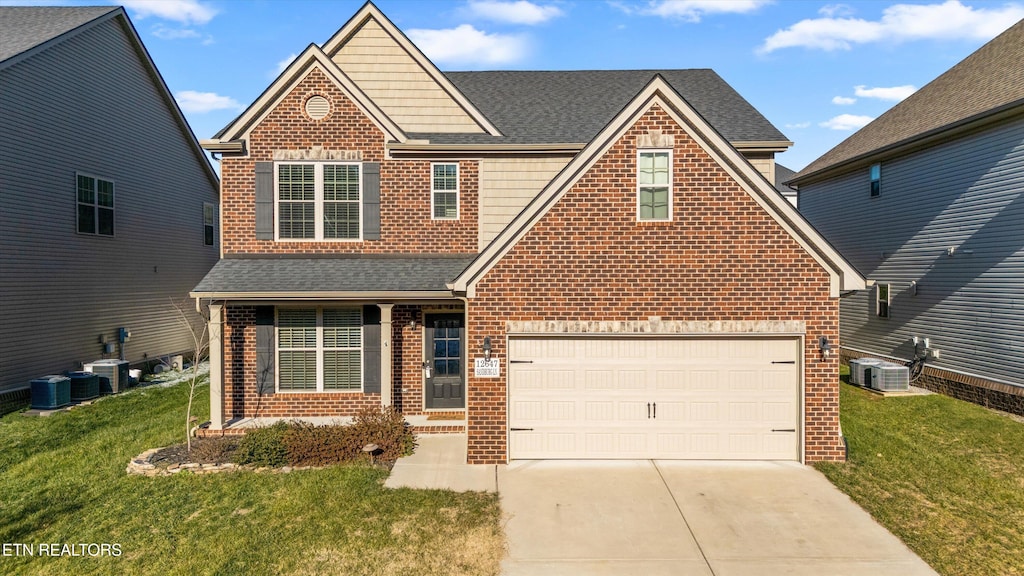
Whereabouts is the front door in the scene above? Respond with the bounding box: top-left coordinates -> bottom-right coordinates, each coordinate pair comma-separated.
425,313 -> 465,409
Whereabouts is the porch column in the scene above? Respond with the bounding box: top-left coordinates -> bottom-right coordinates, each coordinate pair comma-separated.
207,303 -> 224,430
377,303 -> 394,407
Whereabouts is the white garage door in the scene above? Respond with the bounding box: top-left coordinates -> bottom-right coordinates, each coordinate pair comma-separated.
508,337 -> 800,460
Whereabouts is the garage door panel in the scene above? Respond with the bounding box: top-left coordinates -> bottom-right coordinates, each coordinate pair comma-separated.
508,337 -> 800,460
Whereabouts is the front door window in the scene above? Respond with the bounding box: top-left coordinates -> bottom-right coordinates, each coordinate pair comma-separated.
425,313 -> 464,409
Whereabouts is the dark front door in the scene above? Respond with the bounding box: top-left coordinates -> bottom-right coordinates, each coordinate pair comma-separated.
425,313 -> 465,409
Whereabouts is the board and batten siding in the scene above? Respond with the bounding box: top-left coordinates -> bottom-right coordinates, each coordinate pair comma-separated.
331,19 -> 483,134
799,116 -> 1024,388
478,156 -> 572,248
0,17 -> 219,391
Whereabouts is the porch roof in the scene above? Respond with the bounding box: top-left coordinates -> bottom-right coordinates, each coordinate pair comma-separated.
191,255 -> 474,300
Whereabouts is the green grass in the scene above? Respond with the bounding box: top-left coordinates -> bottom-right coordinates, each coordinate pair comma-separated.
0,379 -> 503,575
816,372 -> 1024,576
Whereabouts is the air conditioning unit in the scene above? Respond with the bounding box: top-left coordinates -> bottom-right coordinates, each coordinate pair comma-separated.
869,363 -> 910,392
84,359 -> 130,394
849,358 -> 882,386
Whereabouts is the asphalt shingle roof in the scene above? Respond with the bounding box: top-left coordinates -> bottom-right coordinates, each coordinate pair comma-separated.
0,6 -> 117,65
192,256 -> 476,295
794,18 -> 1024,182
427,69 -> 787,145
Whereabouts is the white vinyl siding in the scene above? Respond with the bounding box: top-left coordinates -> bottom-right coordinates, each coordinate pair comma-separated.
76,173 -> 115,236
431,163 -> 459,219
277,307 -> 362,392
638,150 -> 671,221
275,163 -> 361,240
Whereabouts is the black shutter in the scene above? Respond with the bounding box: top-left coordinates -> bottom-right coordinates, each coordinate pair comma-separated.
362,162 -> 380,240
362,305 -> 381,394
255,306 -> 275,395
255,162 -> 274,240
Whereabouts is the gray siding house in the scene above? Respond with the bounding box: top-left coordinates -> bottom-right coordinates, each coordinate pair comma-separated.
792,19 -> 1024,414
0,7 -> 219,403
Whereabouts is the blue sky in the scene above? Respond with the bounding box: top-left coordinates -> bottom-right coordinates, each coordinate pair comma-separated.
10,0 -> 1023,170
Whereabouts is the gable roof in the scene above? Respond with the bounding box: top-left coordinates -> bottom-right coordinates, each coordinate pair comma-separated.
792,18 -> 1024,185
207,43 -> 407,150
450,75 -> 864,298
775,164 -> 797,196
0,6 -> 117,67
0,6 -> 218,190
320,1 -> 501,137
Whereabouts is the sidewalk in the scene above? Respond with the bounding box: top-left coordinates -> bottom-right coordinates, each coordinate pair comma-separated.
384,434 -> 497,492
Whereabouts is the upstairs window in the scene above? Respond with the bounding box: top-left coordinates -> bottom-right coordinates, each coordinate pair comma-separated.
638,151 -> 671,221
876,283 -> 890,318
870,163 -> 881,197
431,163 -> 459,219
77,174 -> 114,236
276,163 -> 360,240
203,202 -> 216,246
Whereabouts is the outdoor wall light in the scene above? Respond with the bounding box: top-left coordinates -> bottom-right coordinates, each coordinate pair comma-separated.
483,336 -> 492,360
819,336 -> 832,360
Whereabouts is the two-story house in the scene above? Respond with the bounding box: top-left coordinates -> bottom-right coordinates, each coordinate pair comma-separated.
792,19 -> 1024,415
193,2 -> 863,464
0,7 -> 219,411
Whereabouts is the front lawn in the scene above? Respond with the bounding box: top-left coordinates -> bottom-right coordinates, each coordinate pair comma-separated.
816,376 -> 1024,576
0,377 -> 503,575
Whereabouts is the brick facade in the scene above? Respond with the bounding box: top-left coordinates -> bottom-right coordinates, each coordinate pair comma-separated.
464,104 -> 844,463
219,67 -> 479,256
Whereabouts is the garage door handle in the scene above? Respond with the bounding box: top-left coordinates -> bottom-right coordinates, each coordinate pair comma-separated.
772,361 -> 796,364
510,428 -> 534,431
772,428 -> 796,432
653,402 -> 656,418
510,360 -> 533,364
647,403 -> 651,419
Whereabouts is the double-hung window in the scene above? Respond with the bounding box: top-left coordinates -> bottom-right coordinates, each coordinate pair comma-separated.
870,163 -> 881,197
637,150 -> 671,221
277,307 -> 362,392
876,283 -> 890,318
431,163 -> 459,219
276,163 -> 361,240
77,174 -> 115,236
203,202 -> 216,246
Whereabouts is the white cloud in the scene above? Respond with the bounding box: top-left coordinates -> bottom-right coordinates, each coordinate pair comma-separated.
759,0 -> 1024,53
645,0 -> 771,22
831,95 -> 857,105
275,53 -> 298,75
818,4 -> 855,18
819,114 -> 875,130
122,0 -> 217,25
854,84 -> 917,101
467,0 -> 563,24
175,91 -> 242,113
407,25 -> 528,65
785,122 -> 811,129
152,25 -> 200,40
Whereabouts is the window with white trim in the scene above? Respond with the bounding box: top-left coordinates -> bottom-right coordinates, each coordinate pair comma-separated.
77,174 -> 115,236
876,283 -> 890,318
276,163 -> 361,240
203,202 -> 216,246
277,307 -> 362,392
431,163 -> 459,219
637,150 -> 671,221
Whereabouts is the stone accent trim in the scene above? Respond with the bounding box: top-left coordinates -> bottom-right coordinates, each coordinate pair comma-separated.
507,319 -> 806,335
272,147 -> 361,161
840,349 -> 1024,416
637,130 -> 674,148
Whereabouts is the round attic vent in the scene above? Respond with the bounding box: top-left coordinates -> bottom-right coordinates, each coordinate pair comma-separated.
304,95 -> 330,120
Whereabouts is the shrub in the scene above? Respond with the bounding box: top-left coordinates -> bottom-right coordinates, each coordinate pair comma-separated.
234,421 -> 289,467
348,405 -> 416,462
190,436 -> 238,464
283,422 -> 362,467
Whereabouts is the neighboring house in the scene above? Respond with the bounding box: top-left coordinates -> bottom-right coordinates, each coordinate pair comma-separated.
0,7 -> 220,404
193,2 -> 863,464
791,20 -> 1024,415
775,164 -> 798,207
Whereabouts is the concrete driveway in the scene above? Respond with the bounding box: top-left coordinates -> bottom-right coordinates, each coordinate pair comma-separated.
498,460 -> 938,576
